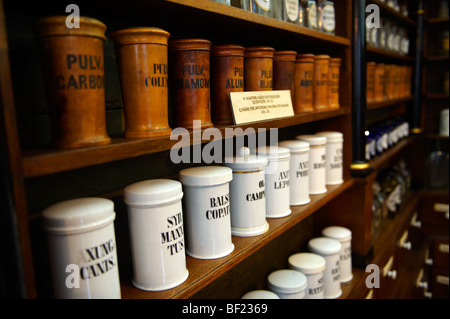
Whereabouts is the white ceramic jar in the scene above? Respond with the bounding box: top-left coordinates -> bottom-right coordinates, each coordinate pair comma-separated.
322,226 -> 353,282
267,269 -> 308,299
278,140 -> 311,206
241,290 -> 280,299
42,197 -> 121,299
308,237 -> 342,299
440,108 -> 449,136
124,179 -> 189,291
288,252 -> 326,299
296,135 -> 327,194
255,146 -> 291,218
224,147 -> 269,237
316,131 -> 344,185
179,166 -> 234,259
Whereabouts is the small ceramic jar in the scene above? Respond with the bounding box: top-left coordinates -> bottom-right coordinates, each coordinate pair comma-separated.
267,269 -> 308,299
42,198 -> 121,299
179,166 -> 234,259
241,290 -> 280,299
296,135 -> 327,194
288,252 -> 326,299
315,131 -> 344,185
278,140 -> 311,205
224,147 -> 269,237
124,179 -> 189,291
255,146 -> 291,218
308,237 -> 342,299
322,226 -> 353,282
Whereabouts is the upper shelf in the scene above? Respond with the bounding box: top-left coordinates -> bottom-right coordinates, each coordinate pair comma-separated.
367,45 -> 415,63
369,0 -> 417,27
22,108 -> 350,178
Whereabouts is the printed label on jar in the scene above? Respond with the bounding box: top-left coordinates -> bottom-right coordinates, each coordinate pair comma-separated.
322,4 -> 335,32
79,238 -> 117,280
285,0 -> 299,21
177,64 -> 210,90
145,63 -> 168,88
309,3 -> 318,28
161,212 -> 185,256
56,54 -> 104,90
274,170 -> 290,189
226,67 -> 244,89
256,0 -> 271,11
206,193 -> 230,220
309,276 -> 324,296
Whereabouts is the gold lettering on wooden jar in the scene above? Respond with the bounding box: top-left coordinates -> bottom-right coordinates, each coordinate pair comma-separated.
328,57 -> 341,110
313,54 -> 330,111
211,44 -> 244,125
273,50 -> 297,101
111,27 -> 171,138
169,39 -> 213,129
294,54 -> 314,113
244,46 -> 275,91
34,16 -> 111,149
366,62 -> 376,103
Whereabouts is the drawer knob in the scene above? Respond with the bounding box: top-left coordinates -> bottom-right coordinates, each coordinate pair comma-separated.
402,241 -> 412,250
387,270 -> 397,280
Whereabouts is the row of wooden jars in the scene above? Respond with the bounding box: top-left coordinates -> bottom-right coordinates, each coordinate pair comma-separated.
366,62 -> 412,103
34,17 -> 341,150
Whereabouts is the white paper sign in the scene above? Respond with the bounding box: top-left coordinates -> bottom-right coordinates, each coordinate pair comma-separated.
229,90 -> 295,124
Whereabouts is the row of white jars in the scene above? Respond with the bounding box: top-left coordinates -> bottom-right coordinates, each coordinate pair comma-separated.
41,131 -> 343,298
242,226 -> 353,299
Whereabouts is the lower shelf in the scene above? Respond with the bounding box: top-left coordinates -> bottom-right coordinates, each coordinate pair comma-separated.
120,179 -> 354,299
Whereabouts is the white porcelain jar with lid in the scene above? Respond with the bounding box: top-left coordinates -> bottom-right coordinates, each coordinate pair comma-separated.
315,131 -> 344,185
296,134 -> 327,194
42,197 -> 121,299
179,166 -> 234,259
124,179 -> 189,291
322,226 -> 353,282
278,140 -> 311,206
224,147 -> 269,237
267,269 -> 308,299
241,290 -> 280,299
255,145 -> 291,218
288,252 -> 326,299
308,237 -> 342,299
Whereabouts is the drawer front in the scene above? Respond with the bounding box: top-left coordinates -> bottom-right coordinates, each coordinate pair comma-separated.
431,238 -> 449,270
419,194 -> 449,229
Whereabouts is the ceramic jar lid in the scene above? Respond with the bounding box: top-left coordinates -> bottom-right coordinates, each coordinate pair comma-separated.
42,197 -> 115,234
241,290 -> 280,299
179,166 -> 232,186
322,226 -> 352,241
308,237 -> 342,256
124,179 -> 183,207
315,131 -> 343,143
296,135 -> 327,146
278,140 -> 310,154
288,252 -> 326,274
255,145 -> 291,160
224,147 -> 268,172
267,269 -> 307,294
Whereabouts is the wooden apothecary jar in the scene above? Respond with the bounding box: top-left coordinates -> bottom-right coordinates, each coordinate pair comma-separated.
169,38 -> 213,129
294,53 -> 314,113
34,16 -> 111,149
211,44 -> 244,125
244,46 -> 274,91
111,27 -> 172,138
374,63 -> 385,102
328,58 -> 341,110
366,62 -> 376,103
273,50 -> 297,100
313,54 -> 330,111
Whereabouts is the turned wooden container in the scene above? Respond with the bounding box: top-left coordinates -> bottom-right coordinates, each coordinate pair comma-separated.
374,63 -> 385,102
385,65 -> 394,100
273,50 -> 297,100
244,46 -> 275,91
169,38 -> 213,129
366,62 -> 376,103
211,44 -> 244,125
328,57 -> 341,110
313,54 -> 330,111
35,16 -> 110,149
111,27 -> 171,138
293,54 -> 314,114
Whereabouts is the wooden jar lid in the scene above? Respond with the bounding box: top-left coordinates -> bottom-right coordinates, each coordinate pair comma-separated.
169,38 -> 211,51
244,46 -> 275,58
330,57 -> 341,64
274,50 -> 297,62
111,27 -> 170,45
211,44 -> 244,56
296,53 -> 315,62
314,54 -> 331,60
34,15 -> 106,40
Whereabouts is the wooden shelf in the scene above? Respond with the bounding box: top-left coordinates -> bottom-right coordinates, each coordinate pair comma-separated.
22,108 -> 350,178
120,179 -> 354,299
367,45 -> 415,62
369,136 -> 416,173
369,0 -> 417,27
367,96 -> 414,110
424,55 -> 450,62
426,17 -> 450,25
424,93 -> 450,100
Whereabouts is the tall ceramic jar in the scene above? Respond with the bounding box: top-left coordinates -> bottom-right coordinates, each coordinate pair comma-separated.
42,198 -> 121,299
211,44 -> 245,125
169,38 -> 213,129
296,135 -> 327,194
315,131 -> 344,185
34,16 -> 111,149
111,27 -> 172,138
244,46 -> 275,91
293,53 -> 315,113
322,226 -> 353,283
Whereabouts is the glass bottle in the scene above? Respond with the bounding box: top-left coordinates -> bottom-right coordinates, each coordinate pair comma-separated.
303,0 -> 318,30
212,0 -> 231,5
283,0 -> 300,23
243,0 -> 274,17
